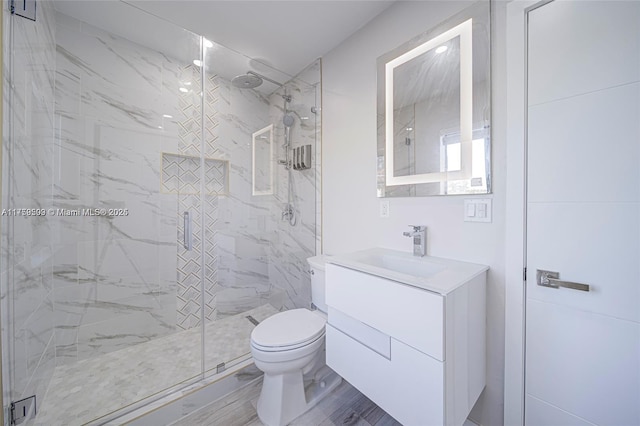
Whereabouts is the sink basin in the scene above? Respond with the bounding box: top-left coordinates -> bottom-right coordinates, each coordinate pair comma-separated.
327,248 -> 488,294
346,250 -> 446,277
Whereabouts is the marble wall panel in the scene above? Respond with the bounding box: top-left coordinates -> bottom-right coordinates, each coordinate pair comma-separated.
51,13 -> 193,361
55,14 -> 163,94
76,310 -> 168,360
51,243 -> 78,287
76,239 -> 159,283
13,262 -> 50,341
160,60 -> 183,136
53,277 -> 177,364
81,78 -> 164,130
54,328 -> 78,366
22,334 -> 55,402
266,60 -> 321,310
211,77 -> 275,318
19,295 -> 55,375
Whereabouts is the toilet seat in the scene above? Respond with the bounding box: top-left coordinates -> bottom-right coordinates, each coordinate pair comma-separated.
251,308 -> 326,352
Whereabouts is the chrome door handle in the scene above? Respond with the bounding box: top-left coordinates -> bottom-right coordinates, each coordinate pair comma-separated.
183,211 -> 192,251
536,269 -> 590,292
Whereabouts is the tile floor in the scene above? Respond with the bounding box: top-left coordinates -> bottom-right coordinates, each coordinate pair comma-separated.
170,376 -> 479,426
171,377 -> 403,426
33,304 -> 279,426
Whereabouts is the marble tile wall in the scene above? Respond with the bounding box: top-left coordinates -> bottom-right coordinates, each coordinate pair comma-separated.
212,77 -> 275,319
170,60 -> 323,329
1,0 -> 58,408
51,12 -> 197,362
267,60 -> 322,310
50,10 -> 320,357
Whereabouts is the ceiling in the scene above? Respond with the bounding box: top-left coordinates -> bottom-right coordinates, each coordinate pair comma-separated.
53,0 -> 395,91
127,1 -> 395,77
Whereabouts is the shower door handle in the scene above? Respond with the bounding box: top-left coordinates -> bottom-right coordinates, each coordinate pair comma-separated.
183,211 -> 192,251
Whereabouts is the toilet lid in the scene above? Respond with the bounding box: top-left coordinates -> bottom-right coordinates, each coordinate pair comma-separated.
251,308 -> 326,349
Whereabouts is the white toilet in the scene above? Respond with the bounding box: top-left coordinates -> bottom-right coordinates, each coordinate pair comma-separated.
250,255 -> 341,426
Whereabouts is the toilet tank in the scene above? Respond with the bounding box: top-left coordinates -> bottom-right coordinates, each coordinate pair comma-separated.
307,255 -> 329,313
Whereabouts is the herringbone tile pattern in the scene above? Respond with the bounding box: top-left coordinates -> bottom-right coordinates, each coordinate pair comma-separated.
162,153 -> 227,195
174,65 -> 225,330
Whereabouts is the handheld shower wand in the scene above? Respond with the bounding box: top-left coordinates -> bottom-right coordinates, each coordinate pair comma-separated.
281,96 -> 296,226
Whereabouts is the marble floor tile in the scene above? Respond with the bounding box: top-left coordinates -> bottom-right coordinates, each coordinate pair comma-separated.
32,304 -> 279,426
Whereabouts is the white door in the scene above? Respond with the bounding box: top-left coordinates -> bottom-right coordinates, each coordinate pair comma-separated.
526,1 -> 640,425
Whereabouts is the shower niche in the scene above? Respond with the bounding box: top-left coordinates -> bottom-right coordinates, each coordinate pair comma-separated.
162,153 -> 229,195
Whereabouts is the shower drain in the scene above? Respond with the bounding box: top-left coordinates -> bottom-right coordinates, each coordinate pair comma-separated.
245,315 -> 259,326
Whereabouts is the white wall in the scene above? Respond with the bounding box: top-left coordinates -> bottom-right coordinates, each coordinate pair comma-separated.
322,1 -> 507,424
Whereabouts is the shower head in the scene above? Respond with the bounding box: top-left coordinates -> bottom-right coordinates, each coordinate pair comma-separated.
231,71 -> 284,89
231,73 -> 263,89
283,114 -> 295,127
288,109 -> 309,122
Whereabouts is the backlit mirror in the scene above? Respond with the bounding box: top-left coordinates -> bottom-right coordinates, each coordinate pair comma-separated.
252,124 -> 273,196
377,2 -> 491,197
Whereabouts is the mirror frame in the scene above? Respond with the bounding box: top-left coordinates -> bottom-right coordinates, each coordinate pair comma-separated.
377,1 -> 491,197
252,124 -> 274,196
385,18 -> 473,186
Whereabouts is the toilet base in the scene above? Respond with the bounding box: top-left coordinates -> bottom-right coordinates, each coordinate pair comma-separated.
256,366 -> 342,426
304,366 -> 342,412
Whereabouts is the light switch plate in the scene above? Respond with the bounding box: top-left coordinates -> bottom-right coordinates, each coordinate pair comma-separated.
464,198 -> 492,223
466,203 -> 476,217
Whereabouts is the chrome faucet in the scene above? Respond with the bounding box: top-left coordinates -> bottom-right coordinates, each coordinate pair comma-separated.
403,225 -> 426,257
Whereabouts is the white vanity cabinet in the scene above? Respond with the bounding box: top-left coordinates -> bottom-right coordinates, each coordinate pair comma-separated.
325,251 -> 487,426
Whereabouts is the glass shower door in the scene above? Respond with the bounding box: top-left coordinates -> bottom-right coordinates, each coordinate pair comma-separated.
1,2 -> 207,424
200,55 -> 322,376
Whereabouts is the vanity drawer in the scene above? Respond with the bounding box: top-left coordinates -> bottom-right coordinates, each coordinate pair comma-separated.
326,324 -> 444,426
326,264 -> 444,360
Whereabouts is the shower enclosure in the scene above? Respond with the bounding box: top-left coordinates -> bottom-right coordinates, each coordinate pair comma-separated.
0,2 -> 320,424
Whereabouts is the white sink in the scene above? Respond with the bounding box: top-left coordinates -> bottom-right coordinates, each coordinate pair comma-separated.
343,250 -> 446,277
327,247 -> 488,294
